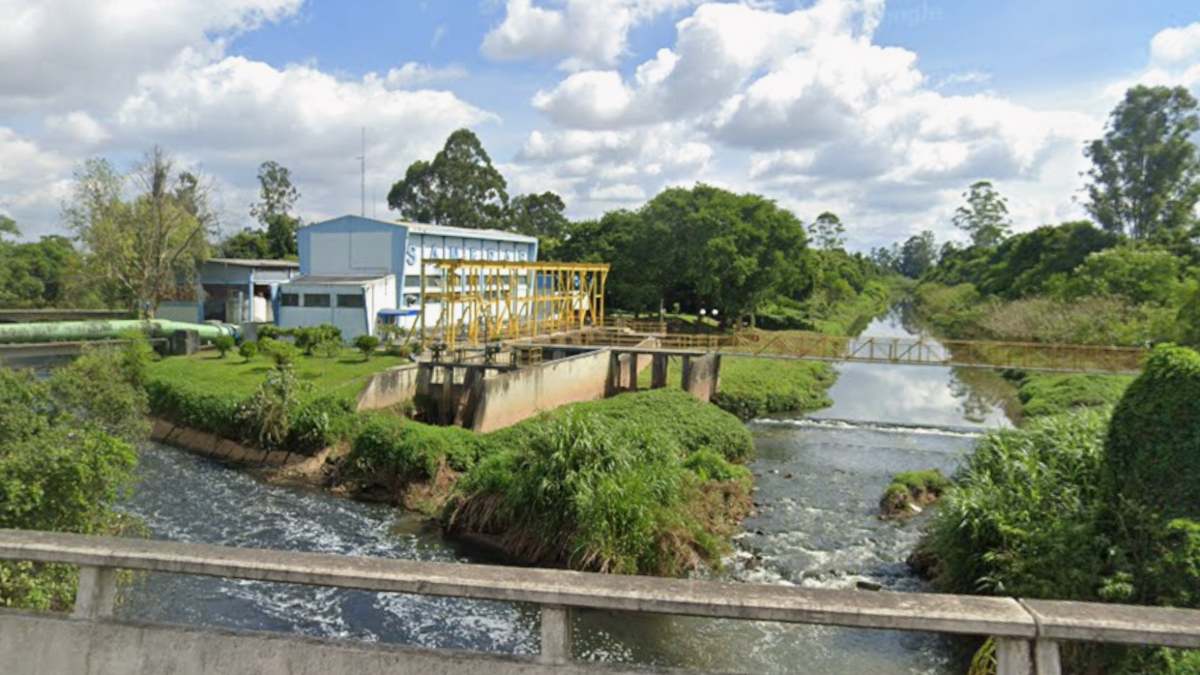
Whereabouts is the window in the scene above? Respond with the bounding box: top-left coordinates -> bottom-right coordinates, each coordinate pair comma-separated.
337,293 -> 365,308
303,293 -> 330,308
280,293 -> 299,307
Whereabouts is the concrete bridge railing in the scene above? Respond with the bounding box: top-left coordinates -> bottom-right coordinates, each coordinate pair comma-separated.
1,529 -> 1197,675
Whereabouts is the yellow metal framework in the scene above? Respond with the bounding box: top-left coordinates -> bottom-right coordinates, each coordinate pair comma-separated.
418,259 -> 609,352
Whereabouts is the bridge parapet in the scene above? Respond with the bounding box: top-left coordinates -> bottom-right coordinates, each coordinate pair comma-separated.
0,529 -> 1196,674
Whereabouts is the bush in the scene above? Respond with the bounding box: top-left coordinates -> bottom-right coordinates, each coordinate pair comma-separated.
213,335 -> 235,357
261,338 -> 300,367
294,324 -> 342,357
238,364 -> 306,449
1104,344 -> 1200,521
0,352 -> 144,610
922,411 -> 1110,600
287,395 -> 356,455
238,341 -> 258,362
349,413 -> 488,481
355,334 -> 380,360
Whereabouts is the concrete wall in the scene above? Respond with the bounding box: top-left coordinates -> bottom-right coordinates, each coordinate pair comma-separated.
149,419 -> 305,467
469,349 -> 614,433
356,364 -> 421,411
0,612 -> 656,675
681,354 -> 721,403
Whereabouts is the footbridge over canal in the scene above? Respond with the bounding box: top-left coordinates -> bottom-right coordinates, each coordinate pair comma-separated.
522,327 -> 1147,375
2,529 -> 1196,675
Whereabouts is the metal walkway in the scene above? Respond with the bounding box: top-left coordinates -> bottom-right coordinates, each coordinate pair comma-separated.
529,329 -> 1146,375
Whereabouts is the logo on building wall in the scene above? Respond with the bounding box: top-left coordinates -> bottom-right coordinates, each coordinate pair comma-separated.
405,244 -> 530,266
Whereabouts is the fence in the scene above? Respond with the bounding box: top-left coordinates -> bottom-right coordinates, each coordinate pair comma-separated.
1,530 -> 1197,674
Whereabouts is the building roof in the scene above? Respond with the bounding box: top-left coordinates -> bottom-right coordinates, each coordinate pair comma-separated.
302,215 -> 538,245
284,274 -> 390,286
205,257 -> 300,269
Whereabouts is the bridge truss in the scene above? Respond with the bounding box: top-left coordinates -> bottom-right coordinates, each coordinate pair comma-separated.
418,259 -> 609,352
552,328 -> 1147,374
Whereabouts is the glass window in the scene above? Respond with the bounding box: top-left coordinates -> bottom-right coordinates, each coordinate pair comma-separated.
337,293 -> 365,308
280,293 -> 299,307
303,293 -> 330,308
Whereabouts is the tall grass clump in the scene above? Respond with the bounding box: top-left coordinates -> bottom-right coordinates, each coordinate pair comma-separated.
445,410 -> 750,575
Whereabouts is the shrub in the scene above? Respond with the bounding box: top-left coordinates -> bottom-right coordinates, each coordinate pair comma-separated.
237,364 -> 306,449
0,355 -> 143,610
355,335 -> 380,360
213,335 -> 235,357
287,395 -> 356,455
238,341 -> 258,362
1104,344 -> 1200,521
922,411 -> 1110,600
349,414 -> 488,481
294,324 -> 342,357
261,339 -> 300,367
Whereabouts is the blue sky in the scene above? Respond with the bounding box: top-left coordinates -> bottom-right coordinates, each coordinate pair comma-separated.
1,0 -> 1198,248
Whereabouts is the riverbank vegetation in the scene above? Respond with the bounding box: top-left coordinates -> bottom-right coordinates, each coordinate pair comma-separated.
880,469 -> 950,519
0,341 -> 149,610
918,346 -> 1200,673
636,356 -> 836,420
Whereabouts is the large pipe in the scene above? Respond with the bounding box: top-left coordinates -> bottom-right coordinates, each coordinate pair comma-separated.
0,319 -> 239,344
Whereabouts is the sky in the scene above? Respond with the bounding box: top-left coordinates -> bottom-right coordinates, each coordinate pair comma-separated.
1,0 -> 1198,251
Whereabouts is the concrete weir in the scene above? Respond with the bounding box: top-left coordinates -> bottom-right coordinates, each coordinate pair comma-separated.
390,336 -> 725,433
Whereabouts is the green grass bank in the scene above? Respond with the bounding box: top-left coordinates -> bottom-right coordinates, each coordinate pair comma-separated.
638,356 -> 836,420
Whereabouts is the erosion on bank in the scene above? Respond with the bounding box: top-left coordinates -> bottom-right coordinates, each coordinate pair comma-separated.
918,344 -> 1200,674
347,389 -> 755,576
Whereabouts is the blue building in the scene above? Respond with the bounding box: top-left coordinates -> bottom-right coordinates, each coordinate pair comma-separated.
276,216 -> 538,339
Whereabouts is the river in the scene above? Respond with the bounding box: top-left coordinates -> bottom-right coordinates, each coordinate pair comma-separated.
115,306 -> 1017,673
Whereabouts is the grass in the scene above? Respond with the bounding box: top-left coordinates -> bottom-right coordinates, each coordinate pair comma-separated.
1010,372 -> 1134,419
147,348 -> 410,401
342,389 -> 755,576
880,469 -> 951,519
637,355 -> 836,420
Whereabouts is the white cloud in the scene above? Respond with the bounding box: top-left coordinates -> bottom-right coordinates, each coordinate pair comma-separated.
44,111 -> 111,146
1150,21 -> 1200,66
0,0 -> 303,109
381,62 -> 468,88
518,0 -> 1108,247
0,128 -> 74,229
481,0 -> 698,70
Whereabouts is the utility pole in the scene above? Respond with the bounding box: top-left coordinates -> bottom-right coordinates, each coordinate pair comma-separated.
359,127 -> 366,217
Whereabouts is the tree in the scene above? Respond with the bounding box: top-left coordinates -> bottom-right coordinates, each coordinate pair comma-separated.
1085,85 -> 1200,240
808,211 -> 846,250
387,129 -> 508,229
0,215 -> 18,241
505,191 -> 569,257
953,180 -> 1012,247
898,230 -> 937,278
64,147 -> 212,317
250,161 -> 301,258
220,228 -> 271,259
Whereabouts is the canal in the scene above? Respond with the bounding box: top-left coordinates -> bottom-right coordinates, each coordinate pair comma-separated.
116,306 -> 1017,673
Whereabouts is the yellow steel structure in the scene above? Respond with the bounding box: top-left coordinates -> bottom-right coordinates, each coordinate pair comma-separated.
418,259 -> 609,351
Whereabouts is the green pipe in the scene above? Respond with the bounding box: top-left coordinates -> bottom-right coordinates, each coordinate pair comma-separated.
0,319 -> 239,344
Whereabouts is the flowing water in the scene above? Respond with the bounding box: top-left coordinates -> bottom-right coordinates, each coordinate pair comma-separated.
115,306 -> 1018,673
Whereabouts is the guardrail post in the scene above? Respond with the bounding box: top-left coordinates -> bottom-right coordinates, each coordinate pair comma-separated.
73,565 -> 117,619
1033,640 -> 1062,675
995,637 -> 1033,675
539,605 -> 572,665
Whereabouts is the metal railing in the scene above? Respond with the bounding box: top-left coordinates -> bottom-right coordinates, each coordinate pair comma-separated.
1,530 -> 1197,674
548,329 -> 1146,374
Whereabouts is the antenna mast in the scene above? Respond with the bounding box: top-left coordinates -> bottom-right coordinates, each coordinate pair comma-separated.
359,127 -> 366,217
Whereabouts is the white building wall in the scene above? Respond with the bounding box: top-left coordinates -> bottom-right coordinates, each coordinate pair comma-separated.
277,276 -> 395,340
